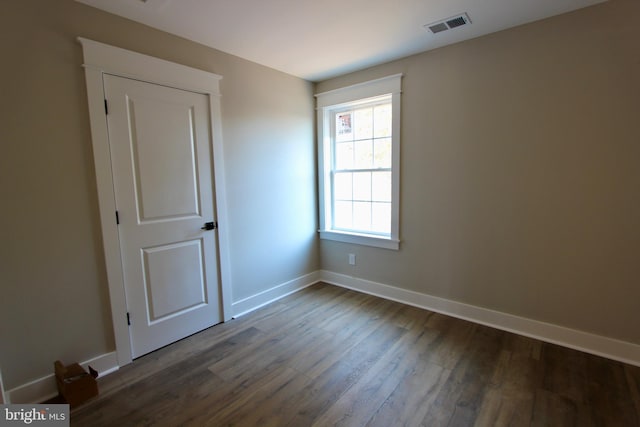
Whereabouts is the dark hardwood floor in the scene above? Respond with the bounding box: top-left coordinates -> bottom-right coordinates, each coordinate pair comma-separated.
71,282 -> 640,426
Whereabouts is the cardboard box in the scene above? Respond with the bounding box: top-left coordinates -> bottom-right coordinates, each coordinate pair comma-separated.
54,361 -> 98,407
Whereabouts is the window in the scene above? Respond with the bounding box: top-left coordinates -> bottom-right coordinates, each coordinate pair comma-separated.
316,74 -> 402,250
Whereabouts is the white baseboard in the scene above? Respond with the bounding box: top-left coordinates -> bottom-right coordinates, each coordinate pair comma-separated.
320,270 -> 640,367
231,271 -> 322,318
6,352 -> 119,404
8,269 -> 638,403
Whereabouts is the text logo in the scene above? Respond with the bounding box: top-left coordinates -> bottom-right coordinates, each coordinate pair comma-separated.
1,405 -> 69,426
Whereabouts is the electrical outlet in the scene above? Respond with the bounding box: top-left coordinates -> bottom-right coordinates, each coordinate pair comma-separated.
348,253 -> 356,265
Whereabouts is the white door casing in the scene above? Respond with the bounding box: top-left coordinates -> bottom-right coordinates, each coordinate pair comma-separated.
104,75 -> 221,358
79,38 -> 233,366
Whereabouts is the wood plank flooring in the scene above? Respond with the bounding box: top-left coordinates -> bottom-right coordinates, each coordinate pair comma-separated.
71,282 -> 640,426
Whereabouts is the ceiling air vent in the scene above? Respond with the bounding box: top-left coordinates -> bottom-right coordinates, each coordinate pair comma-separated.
428,22 -> 449,34
424,13 -> 472,35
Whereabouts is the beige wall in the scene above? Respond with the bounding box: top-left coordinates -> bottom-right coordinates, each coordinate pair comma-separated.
0,0 -> 317,390
317,0 -> 640,344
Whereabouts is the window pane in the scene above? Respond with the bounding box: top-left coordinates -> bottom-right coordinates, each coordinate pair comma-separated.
334,172 -> 352,200
334,201 -> 352,229
373,138 -> 391,169
353,172 -> 371,201
336,112 -> 352,142
335,142 -> 353,170
353,202 -> 372,231
354,107 -> 373,140
372,202 -> 391,234
371,171 -> 391,202
373,103 -> 392,138
354,139 -> 373,169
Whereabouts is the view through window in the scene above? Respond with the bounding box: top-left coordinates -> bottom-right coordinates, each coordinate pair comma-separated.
332,100 -> 392,235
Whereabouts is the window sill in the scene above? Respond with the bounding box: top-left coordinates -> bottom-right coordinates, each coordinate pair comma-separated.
319,230 -> 400,250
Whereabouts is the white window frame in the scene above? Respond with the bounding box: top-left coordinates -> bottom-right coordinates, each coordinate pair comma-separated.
316,74 -> 402,250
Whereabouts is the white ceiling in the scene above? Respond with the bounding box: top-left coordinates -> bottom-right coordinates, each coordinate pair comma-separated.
76,0 -> 606,82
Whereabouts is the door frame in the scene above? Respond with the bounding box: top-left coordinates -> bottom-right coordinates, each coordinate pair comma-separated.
78,37 -> 233,367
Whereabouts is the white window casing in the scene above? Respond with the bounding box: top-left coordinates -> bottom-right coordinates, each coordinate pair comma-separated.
316,74 -> 402,250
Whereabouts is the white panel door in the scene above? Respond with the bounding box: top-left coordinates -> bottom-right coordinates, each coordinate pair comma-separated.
104,74 -> 221,358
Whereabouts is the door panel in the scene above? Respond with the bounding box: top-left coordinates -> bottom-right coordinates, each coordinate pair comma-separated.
104,74 -> 221,358
142,239 -> 207,323
129,97 -> 201,221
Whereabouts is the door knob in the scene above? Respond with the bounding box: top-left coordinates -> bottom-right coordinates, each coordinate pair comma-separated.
201,222 -> 217,231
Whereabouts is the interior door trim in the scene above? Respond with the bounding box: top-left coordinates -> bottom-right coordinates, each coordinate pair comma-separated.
78,37 -> 233,367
